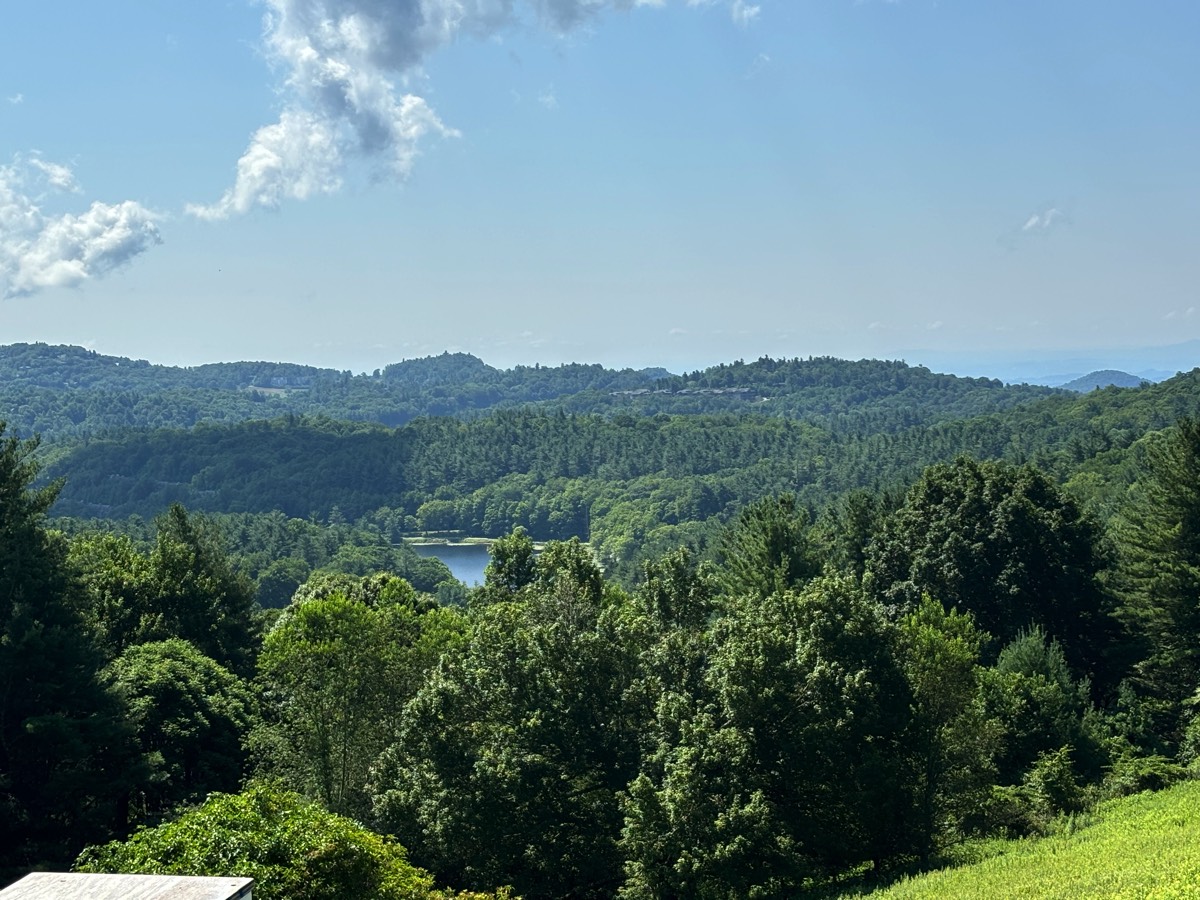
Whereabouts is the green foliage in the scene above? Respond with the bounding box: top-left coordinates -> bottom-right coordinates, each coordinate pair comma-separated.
372,545 -> 646,899
814,488 -> 896,581
75,783 -> 507,900
1,342 -> 1061,443
633,547 -> 716,633
620,577 -> 912,897
972,628 -> 1106,838
532,536 -> 605,606
69,505 -> 260,675
254,556 -> 311,608
63,508 -> 457,602
0,424 -> 141,879
1101,751 -> 1186,798
862,779 -> 1200,899
716,493 -> 822,600
482,526 -> 536,597
866,457 -> 1115,681
12,352 -> 1200,894
104,639 -> 255,821
1022,746 -> 1085,821
253,579 -> 464,819
36,364 -> 1200,589
68,530 -> 156,661
144,505 -> 261,675
222,510 -> 455,597
1113,419 -> 1200,746
896,597 -> 997,862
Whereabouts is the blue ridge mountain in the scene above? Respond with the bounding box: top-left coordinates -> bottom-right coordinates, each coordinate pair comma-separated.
1059,370 -> 1147,392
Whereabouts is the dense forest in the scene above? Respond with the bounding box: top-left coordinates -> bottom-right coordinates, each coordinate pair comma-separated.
4,344 -> 1200,897
36,363 -> 1200,580
0,342 -> 1059,441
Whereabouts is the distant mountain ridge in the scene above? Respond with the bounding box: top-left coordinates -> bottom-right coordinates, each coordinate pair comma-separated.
1058,370 -> 1147,392
35,364 -> 1200,537
909,339 -> 1200,386
0,342 -> 1062,442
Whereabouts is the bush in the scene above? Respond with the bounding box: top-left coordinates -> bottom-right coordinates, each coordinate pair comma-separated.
1101,752 -> 1187,798
76,783 -> 509,900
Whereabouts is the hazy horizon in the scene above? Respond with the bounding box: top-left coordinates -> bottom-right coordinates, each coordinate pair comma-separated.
5,335 -> 1196,389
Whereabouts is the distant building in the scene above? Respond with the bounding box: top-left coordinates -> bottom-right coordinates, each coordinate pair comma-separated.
0,873 -> 253,900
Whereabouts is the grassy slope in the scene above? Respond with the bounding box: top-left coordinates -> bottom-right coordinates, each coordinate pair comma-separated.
862,781 -> 1200,899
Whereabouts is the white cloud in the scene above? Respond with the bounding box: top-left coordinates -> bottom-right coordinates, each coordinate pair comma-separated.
28,157 -> 79,192
6,93 -> 23,105
744,52 -> 771,79
187,110 -> 345,220
1021,206 -> 1064,232
686,0 -> 756,22
731,0 -> 760,25
0,156 -> 160,299
538,85 -> 559,109
190,0 -> 756,218
1000,203 -> 1071,250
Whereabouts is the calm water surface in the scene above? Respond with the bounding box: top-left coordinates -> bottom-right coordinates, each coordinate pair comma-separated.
412,542 -> 491,586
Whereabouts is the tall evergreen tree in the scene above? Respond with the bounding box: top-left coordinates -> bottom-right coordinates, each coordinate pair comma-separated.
866,456 -> 1116,682
146,504 -> 260,676
1113,419 -> 1200,745
0,424 -> 140,879
716,493 -> 822,600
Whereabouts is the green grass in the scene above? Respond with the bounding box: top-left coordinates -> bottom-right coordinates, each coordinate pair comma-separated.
860,780 -> 1200,899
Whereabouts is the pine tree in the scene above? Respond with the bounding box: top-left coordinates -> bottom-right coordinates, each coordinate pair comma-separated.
0,424 -> 141,878
1114,419 -> 1200,745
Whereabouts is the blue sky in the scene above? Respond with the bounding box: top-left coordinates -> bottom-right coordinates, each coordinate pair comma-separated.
1,1 -> 1197,378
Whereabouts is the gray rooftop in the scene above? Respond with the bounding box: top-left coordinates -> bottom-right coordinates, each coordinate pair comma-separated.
0,874 -> 253,900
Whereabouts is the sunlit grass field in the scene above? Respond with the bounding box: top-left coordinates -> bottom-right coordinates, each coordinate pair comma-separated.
861,780 -> 1200,899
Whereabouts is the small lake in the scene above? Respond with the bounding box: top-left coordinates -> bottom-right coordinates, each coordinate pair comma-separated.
412,542 -> 491,586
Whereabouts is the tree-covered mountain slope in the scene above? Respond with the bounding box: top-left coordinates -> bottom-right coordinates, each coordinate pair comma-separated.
33,368 -> 1200,571
1059,369 -> 1146,392
0,342 -> 1062,440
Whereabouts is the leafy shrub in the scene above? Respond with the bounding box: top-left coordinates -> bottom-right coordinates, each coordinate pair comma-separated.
1101,752 -> 1187,798
76,783 -> 509,900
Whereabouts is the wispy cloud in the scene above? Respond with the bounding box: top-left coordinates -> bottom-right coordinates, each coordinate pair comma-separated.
0,156 -> 160,299
744,52 -> 771,79
6,93 -> 22,105
1000,203 -> 1071,250
189,0 -> 757,220
730,0 -> 760,25
686,0 -> 758,23
28,156 -> 79,192
1021,206 -> 1064,233
538,85 -> 559,110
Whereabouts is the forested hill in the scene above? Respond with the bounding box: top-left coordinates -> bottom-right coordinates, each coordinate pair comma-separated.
39,367 -> 1200,576
0,342 -> 1060,440
1060,369 -> 1146,392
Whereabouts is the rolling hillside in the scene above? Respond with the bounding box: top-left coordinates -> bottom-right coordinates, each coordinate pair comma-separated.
862,780 -> 1200,899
